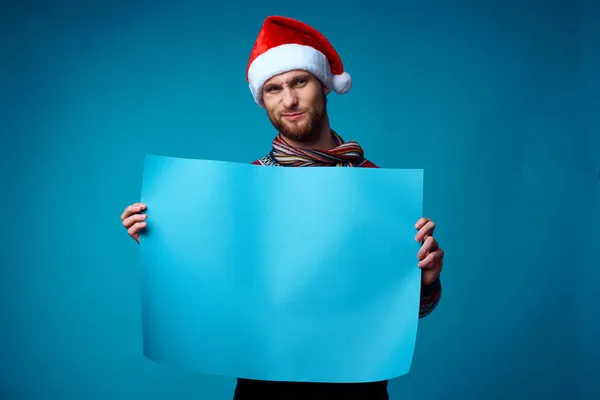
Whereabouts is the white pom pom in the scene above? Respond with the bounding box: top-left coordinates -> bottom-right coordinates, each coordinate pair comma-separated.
331,72 -> 352,94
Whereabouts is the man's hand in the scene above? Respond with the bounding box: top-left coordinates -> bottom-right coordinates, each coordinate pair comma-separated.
415,217 -> 444,286
121,202 -> 147,243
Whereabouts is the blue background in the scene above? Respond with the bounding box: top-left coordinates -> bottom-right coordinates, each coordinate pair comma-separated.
1,0 -> 597,399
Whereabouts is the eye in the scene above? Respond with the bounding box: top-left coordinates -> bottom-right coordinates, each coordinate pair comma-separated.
264,85 -> 281,93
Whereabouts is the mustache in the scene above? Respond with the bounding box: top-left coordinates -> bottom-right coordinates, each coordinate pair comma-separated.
280,109 -> 307,116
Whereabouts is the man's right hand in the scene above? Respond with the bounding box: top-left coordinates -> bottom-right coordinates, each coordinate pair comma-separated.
121,202 -> 147,243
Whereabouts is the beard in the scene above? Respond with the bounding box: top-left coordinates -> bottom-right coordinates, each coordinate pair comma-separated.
267,94 -> 327,143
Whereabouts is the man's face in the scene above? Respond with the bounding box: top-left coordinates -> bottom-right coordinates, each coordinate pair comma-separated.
262,70 -> 327,143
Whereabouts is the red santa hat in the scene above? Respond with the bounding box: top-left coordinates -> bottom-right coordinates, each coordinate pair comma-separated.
246,16 -> 352,107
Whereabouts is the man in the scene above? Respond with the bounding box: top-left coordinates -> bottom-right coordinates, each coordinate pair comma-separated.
121,15 -> 444,400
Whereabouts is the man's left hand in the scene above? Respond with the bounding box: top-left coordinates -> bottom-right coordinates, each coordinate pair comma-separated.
415,217 -> 444,286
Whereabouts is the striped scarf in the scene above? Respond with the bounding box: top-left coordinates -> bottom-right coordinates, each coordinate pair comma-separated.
271,130 -> 365,167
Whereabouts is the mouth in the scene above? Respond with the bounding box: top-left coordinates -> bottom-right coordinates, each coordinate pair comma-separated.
281,112 -> 305,121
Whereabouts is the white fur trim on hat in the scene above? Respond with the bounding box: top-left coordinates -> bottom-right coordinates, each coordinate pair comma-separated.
247,43 -> 350,107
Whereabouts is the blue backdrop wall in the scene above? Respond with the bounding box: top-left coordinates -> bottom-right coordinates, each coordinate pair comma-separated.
1,0 -> 597,399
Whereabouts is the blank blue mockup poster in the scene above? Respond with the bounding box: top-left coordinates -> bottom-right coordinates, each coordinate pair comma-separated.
138,154 -> 424,383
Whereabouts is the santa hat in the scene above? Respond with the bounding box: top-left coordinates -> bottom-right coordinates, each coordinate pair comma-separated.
246,16 -> 352,107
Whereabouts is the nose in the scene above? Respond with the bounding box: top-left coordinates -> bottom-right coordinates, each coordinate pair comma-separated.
282,88 -> 298,108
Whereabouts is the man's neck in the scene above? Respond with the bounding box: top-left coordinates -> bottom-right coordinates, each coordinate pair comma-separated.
283,115 -> 335,150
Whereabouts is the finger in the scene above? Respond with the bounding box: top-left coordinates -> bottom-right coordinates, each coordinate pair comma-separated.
121,205 -> 136,220
415,220 -> 435,241
414,217 -> 430,229
417,236 -> 438,260
127,221 -> 147,238
417,236 -> 433,259
122,213 -> 147,229
418,249 -> 444,268
418,249 -> 442,268
120,203 -> 146,220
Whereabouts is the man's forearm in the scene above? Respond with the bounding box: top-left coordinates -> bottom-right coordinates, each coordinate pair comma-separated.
419,278 -> 442,318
